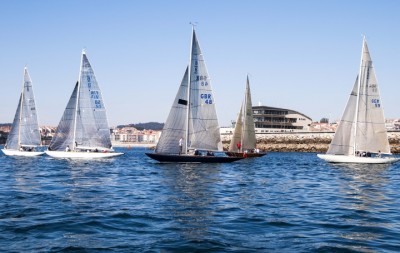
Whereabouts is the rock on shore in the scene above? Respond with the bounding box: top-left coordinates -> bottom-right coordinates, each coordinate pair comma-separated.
222,131 -> 400,153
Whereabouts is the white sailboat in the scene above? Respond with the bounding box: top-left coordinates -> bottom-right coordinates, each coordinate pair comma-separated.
226,76 -> 266,158
146,27 -> 243,163
318,37 -> 399,164
2,68 -> 44,157
45,50 -> 123,159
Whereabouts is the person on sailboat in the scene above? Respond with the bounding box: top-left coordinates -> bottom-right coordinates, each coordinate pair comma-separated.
66,145 -> 70,152
236,142 -> 241,152
179,138 -> 183,155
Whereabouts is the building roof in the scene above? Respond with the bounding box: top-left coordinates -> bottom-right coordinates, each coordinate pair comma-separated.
252,105 -> 312,121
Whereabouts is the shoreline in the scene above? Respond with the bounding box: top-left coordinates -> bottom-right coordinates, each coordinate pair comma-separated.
222,131 -> 400,153
111,142 -> 156,148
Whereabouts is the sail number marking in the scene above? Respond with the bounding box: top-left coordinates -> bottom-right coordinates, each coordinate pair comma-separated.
371,99 -> 380,108
201,94 -> 212,104
87,76 -> 92,88
91,89 -> 102,109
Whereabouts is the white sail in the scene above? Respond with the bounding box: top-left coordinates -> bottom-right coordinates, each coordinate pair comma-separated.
155,28 -> 222,154
326,38 -> 391,156
188,29 -> 222,151
155,67 -> 189,154
48,83 -> 79,151
5,68 -> 41,150
242,76 -> 257,150
354,41 -> 390,154
49,51 -> 112,152
228,103 -> 243,152
228,76 -> 257,152
327,77 -> 358,155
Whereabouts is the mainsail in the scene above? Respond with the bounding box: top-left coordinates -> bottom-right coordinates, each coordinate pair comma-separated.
49,51 -> 112,151
6,68 -> 41,149
155,28 -> 222,154
327,38 -> 390,155
188,29 -> 222,151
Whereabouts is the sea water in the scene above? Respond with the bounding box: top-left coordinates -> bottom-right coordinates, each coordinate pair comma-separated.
1,147 -> 399,252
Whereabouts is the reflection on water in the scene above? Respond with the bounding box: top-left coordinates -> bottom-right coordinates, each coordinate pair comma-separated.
1,150 -> 400,252
331,163 -> 394,247
160,163 -> 221,242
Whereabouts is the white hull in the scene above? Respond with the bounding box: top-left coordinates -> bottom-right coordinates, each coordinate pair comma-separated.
1,149 -> 44,157
317,154 -> 400,164
45,150 -> 124,159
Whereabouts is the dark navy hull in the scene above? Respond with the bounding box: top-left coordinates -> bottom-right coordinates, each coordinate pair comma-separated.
145,153 -> 244,163
225,152 -> 267,158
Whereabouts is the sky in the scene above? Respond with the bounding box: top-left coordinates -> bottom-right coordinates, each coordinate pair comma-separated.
1,0 -> 400,127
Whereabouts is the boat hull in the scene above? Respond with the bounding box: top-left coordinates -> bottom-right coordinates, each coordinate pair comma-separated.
317,154 -> 400,164
1,149 -> 44,157
45,150 -> 124,159
225,152 -> 266,158
145,153 -> 244,163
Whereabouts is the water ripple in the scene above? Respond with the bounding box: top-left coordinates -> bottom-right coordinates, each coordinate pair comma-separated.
1,149 -> 400,252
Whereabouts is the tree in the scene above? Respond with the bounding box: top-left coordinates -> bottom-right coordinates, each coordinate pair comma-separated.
320,118 -> 329,124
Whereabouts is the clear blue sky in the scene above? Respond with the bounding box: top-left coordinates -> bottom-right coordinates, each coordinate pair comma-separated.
1,0 -> 400,127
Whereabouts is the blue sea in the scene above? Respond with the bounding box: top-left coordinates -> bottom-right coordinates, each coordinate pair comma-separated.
1,147 -> 400,252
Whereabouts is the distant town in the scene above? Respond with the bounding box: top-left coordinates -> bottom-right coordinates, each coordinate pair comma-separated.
1,106 -> 399,146
1,118 -> 399,146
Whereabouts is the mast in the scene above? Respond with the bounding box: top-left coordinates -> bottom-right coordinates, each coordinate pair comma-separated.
353,36 -> 365,155
72,50 -> 85,150
185,25 -> 195,154
17,68 -> 26,148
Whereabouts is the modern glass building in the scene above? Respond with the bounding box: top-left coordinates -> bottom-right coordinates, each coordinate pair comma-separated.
252,106 -> 312,132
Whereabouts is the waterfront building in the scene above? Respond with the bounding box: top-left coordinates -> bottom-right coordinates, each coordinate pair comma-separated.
252,106 -> 312,133
112,127 -> 161,144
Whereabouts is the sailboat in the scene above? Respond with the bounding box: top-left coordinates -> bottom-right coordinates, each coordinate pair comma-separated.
45,50 -> 123,159
2,68 -> 44,157
145,27 -> 243,163
225,76 -> 266,158
318,37 -> 399,164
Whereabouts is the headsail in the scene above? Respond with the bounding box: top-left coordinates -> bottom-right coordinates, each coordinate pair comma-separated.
327,77 -> 358,155
49,51 -> 112,151
228,103 -> 243,152
48,83 -> 79,151
6,68 -> 41,149
155,67 -> 189,154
